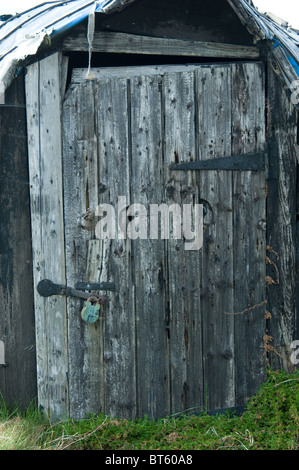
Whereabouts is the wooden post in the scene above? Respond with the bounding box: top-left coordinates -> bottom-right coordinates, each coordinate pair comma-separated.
266,65 -> 297,371
25,53 -> 69,420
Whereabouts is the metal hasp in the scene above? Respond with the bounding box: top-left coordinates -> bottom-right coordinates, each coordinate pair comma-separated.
75,282 -> 115,291
170,141 -> 278,179
37,279 -> 115,301
0,340 -> 7,368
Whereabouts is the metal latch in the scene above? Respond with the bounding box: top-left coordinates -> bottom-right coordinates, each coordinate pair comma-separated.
37,279 -> 115,324
37,279 -> 115,301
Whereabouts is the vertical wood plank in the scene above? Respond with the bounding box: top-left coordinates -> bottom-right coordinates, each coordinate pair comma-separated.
231,62 -> 267,404
83,239 -> 105,413
196,65 -> 235,410
163,71 -> 203,415
266,65 -> 297,372
96,77 -> 137,419
63,80 -> 103,419
25,53 -> 68,420
130,74 -> 170,417
0,72 -> 36,408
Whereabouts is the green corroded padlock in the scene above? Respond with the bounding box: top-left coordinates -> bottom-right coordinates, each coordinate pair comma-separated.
81,298 -> 100,324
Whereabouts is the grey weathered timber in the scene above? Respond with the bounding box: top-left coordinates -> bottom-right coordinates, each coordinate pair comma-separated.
29,60 -> 269,420
25,53 -> 68,420
231,63 -> 267,405
163,70 -> 203,415
1,0 -> 298,425
63,63 -> 267,418
0,72 -> 36,408
196,65 -> 235,410
95,77 -> 137,419
71,64 -> 211,83
266,64 -> 297,372
63,31 -> 259,59
129,74 -> 170,417
63,77 -> 137,419
63,80 -> 103,419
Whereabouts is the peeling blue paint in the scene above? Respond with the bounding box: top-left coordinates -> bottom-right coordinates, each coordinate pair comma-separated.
286,52 -> 299,77
272,38 -> 299,78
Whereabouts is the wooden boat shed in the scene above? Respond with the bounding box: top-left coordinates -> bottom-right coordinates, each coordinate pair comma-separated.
0,0 -> 298,420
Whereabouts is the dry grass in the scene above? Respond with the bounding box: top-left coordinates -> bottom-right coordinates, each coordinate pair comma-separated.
0,415 -> 46,450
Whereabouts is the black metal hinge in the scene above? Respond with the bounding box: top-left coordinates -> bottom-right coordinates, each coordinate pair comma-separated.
170,141 -> 278,180
170,151 -> 265,171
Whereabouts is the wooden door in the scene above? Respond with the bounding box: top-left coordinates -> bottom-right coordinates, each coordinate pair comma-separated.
26,54 -> 267,420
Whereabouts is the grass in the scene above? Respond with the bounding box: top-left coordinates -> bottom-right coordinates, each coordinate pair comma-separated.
0,368 -> 298,450
0,400 -> 48,450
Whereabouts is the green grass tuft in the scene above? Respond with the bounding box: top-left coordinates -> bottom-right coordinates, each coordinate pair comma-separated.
0,368 -> 298,450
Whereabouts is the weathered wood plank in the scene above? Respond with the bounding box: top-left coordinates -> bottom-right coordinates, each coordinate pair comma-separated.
130,74 -> 170,417
163,70 -> 203,415
231,62 -> 267,405
63,31 -> 259,59
266,65 -> 297,372
63,80 -> 104,419
83,239 -> 105,413
71,64 -> 226,84
196,65 -> 235,410
64,77 -> 137,419
95,77 -> 137,419
0,72 -> 36,408
25,53 -> 68,420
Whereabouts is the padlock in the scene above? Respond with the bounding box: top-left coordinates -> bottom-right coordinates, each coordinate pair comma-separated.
81,297 -> 100,324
